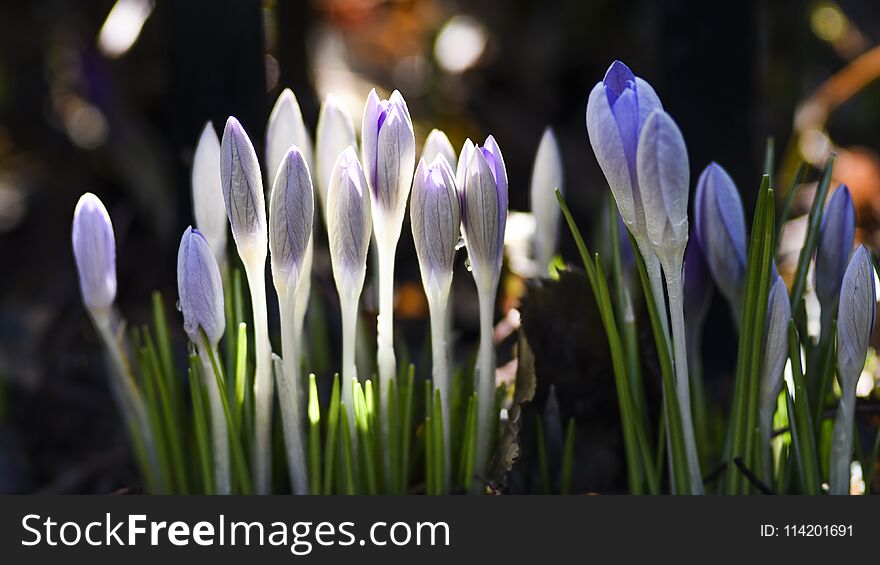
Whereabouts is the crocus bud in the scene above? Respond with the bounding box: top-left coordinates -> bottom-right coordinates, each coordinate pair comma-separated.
421,129 -> 457,171
221,117 -> 267,261
815,185 -> 856,319
636,109 -> 689,261
269,147 -> 314,295
191,122 -> 227,266
530,127 -> 564,272
694,162 -> 747,311
459,135 -> 509,291
836,246 -> 876,384
585,60 -> 662,242
327,146 -> 372,295
411,155 -> 460,294
177,227 -> 226,346
72,193 -> 117,312
361,89 -> 415,241
315,95 -> 357,210
759,277 -> 791,427
266,88 -> 313,188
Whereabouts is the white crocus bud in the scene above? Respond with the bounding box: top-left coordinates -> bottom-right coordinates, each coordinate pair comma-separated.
530,127 -> 564,273
315,94 -> 357,213
266,88 -> 313,190
191,122 -> 228,270
421,129 -> 457,171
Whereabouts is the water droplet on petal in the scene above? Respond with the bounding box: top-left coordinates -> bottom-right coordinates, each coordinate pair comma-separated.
455,237 -> 466,251
465,257 -> 472,272
175,300 -> 182,312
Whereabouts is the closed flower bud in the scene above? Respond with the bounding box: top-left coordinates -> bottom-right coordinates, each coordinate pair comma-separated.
221,117 -> 267,260
586,60 -> 662,242
694,162 -> 747,311
636,109 -> 690,259
177,227 -> 226,346
266,88 -> 313,188
72,193 -> 117,311
315,95 -> 357,211
421,129 -> 457,171
759,276 -> 791,424
269,147 -> 314,293
191,121 -> 227,266
816,184 -> 856,317
327,146 -> 372,295
460,135 -> 509,291
361,89 -> 415,239
530,127 -> 564,271
411,155 -> 460,293
837,246 -> 876,385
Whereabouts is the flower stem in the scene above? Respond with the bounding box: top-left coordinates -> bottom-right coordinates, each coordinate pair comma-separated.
473,286 -> 497,490
340,296 -> 359,444
428,290 -> 452,491
376,242 -> 397,490
662,254 -> 704,494
244,262 -> 272,495
829,386 -> 856,495
278,288 -> 309,495
197,343 -> 231,495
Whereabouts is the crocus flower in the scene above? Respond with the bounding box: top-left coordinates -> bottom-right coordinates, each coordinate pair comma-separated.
177,227 -> 226,346
315,94 -> 357,212
815,184 -> 855,333
220,116 -> 273,494
72,193 -> 117,312
411,154 -> 460,487
191,122 -> 228,270
758,276 -> 791,484
458,135 -> 508,483
326,146 -> 372,415
830,246 -> 876,494
530,127 -> 564,274
421,129 -> 457,171
694,162 -> 747,316
268,147 -> 314,495
177,226 -> 230,494
266,88 -> 313,189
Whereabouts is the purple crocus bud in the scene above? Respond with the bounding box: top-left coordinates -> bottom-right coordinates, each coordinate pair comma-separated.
411,155 -> 460,292
315,94 -> 357,211
269,147 -> 314,294
531,127 -> 564,272
177,227 -> 226,346
327,146 -> 372,293
837,246 -> 876,384
460,135 -> 509,291
636,109 -> 689,260
221,117 -> 267,260
585,60 -> 662,242
694,162 -> 747,311
191,121 -> 227,267
361,89 -> 415,239
758,275 -> 791,481
815,185 -> 856,318
421,129 -> 457,171
266,88 -> 313,189
72,192 -> 117,311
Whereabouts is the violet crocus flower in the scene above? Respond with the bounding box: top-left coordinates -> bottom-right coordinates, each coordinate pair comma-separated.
830,245 -> 876,495
220,116 -> 273,494
458,135 -> 508,483
191,122 -> 228,270
72,193 -> 117,312
815,185 -> 856,334
694,162 -> 747,318
177,226 -> 230,494
326,146 -> 372,421
758,275 -> 791,484
268,147 -> 314,495
530,127 -> 564,274
421,129 -> 457,171
315,95 -> 357,213
266,88 -> 313,189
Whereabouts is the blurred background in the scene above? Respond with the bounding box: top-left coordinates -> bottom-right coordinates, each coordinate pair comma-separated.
1,0 -> 879,494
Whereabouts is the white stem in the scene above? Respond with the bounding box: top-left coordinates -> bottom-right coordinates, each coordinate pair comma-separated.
758,409 -> 774,486
427,290 -> 451,491
662,254 -> 703,494
340,296 -> 359,443
293,241 -> 313,421
642,247 -> 670,343
244,262 -> 272,495
93,310 -> 161,491
473,286 -> 497,488
197,343 -> 230,495
829,385 -> 856,495
278,289 -> 309,495
376,241 -> 397,490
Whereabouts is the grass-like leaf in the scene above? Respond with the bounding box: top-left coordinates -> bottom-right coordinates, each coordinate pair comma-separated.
560,417 -> 576,495
322,374 -> 341,495
308,373 -> 321,495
